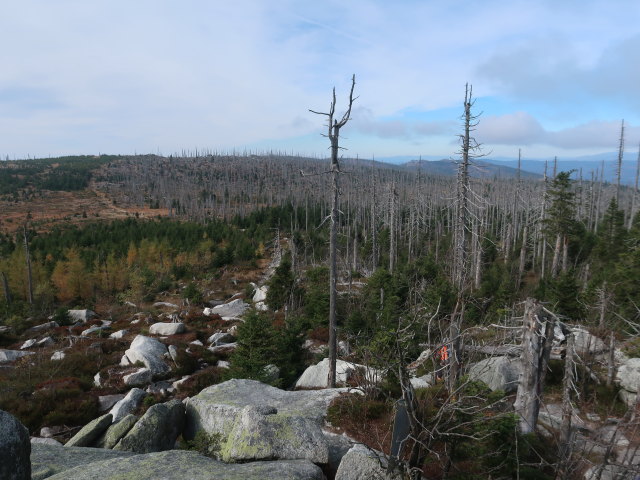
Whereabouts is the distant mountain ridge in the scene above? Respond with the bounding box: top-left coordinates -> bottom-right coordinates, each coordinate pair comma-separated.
400,158 -> 542,180
378,151 -> 638,184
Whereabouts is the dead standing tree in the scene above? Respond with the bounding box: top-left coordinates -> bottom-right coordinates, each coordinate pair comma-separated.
514,298 -> 555,434
309,74 -> 357,388
448,84 -> 483,393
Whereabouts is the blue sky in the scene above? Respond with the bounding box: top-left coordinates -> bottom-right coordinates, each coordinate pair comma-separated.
1,0 -> 639,161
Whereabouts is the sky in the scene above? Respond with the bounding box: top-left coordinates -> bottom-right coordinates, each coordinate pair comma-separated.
1,0 -> 640,163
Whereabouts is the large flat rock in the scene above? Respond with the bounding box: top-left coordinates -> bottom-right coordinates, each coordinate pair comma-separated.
37,448 -> 324,480
31,443 -> 136,480
219,405 -> 329,463
185,379 -> 347,439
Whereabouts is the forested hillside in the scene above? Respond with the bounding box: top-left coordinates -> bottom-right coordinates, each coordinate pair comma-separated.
1,149 -> 639,479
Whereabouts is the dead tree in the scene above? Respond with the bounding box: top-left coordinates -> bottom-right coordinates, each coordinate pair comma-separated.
1,271 -> 11,305
309,74 -> 357,388
514,299 -> 555,434
23,224 -> 34,305
629,143 -> 640,229
557,333 -> 575,480
448,84 -> 483,393
616,119 -> 625,205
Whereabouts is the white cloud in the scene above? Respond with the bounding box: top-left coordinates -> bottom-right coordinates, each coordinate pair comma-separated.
1,0 -> 640,157
477,113 -> 640,150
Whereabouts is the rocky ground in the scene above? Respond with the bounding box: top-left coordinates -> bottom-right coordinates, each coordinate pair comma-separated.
1,260 -> 640,478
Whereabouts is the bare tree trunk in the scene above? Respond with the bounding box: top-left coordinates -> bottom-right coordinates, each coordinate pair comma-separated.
514,299 -> 555,434
561,234 -> 569,273
616,119 -> 625,205
629,143 -> 640,229
598,282 -> 608,329
447,300 -> 462,394
329,159 -> 339,388
473,222 -> 482,290
23,225 -> 34,305
516,225 -> 528,288
607,332 -> 616,388
1,271 -> 10,305
389,184 -> 397,274
551,234 -> 561,278
310,75 -> 356,388
448,84 -> 477,394
557,333 -> 575,479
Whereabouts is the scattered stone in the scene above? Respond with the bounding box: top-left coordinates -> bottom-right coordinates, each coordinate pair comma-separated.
220,405 -> 329,463
149,322 -> 185,336
204,299 -> 249,320
68,310 -> 97,323
190,339 -> 203,346
572,328 -> 607,355
207,343 -> 238,355
302,339 -> 326,355
583,464 -> 633,480
81,326 -> 109,337
0,325 -> 11,334
37,448 -> 323,480
167,344 -> 179,365
537,403 -> 585,432
98,394 -> 126,412
0,409 -> 31,480
95,414 -> 139,449
172,376 -> 191,389
114,399 -> 185,453
20,339 -> 37,350
616,446 -> 640,467
122,335 -> 170,377
109,388 -> 147,423
595,425 -> 630,448
65,414 -> 113,447
338,340 -> 351,356
616,358 -> 640,407
207,332 -> 235,345
146,380 -> 173,395
255,301 -> 268,311
252,284 -> 268,303
586,413 -> 601,422
31,437 -> 63,446
263,364 -> 280,383
123,368 -> 153,387
295,358 -> 381,389
36,336 -> 55,347
217,360 -> 231,369
335,444 -> 400,480
50,351 -> 65,361
324,432 -> 355,475
618,389 -> 637,408
467,356 -> 522,393
124,301 -> 137,308
24,321 -> 59,336
40,426 -> 66,438
109,329 -> 128,339
152,302 -> 178,309
94,372 -> 102,388
410,374 -> 434,389
0,349 -> 35,364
